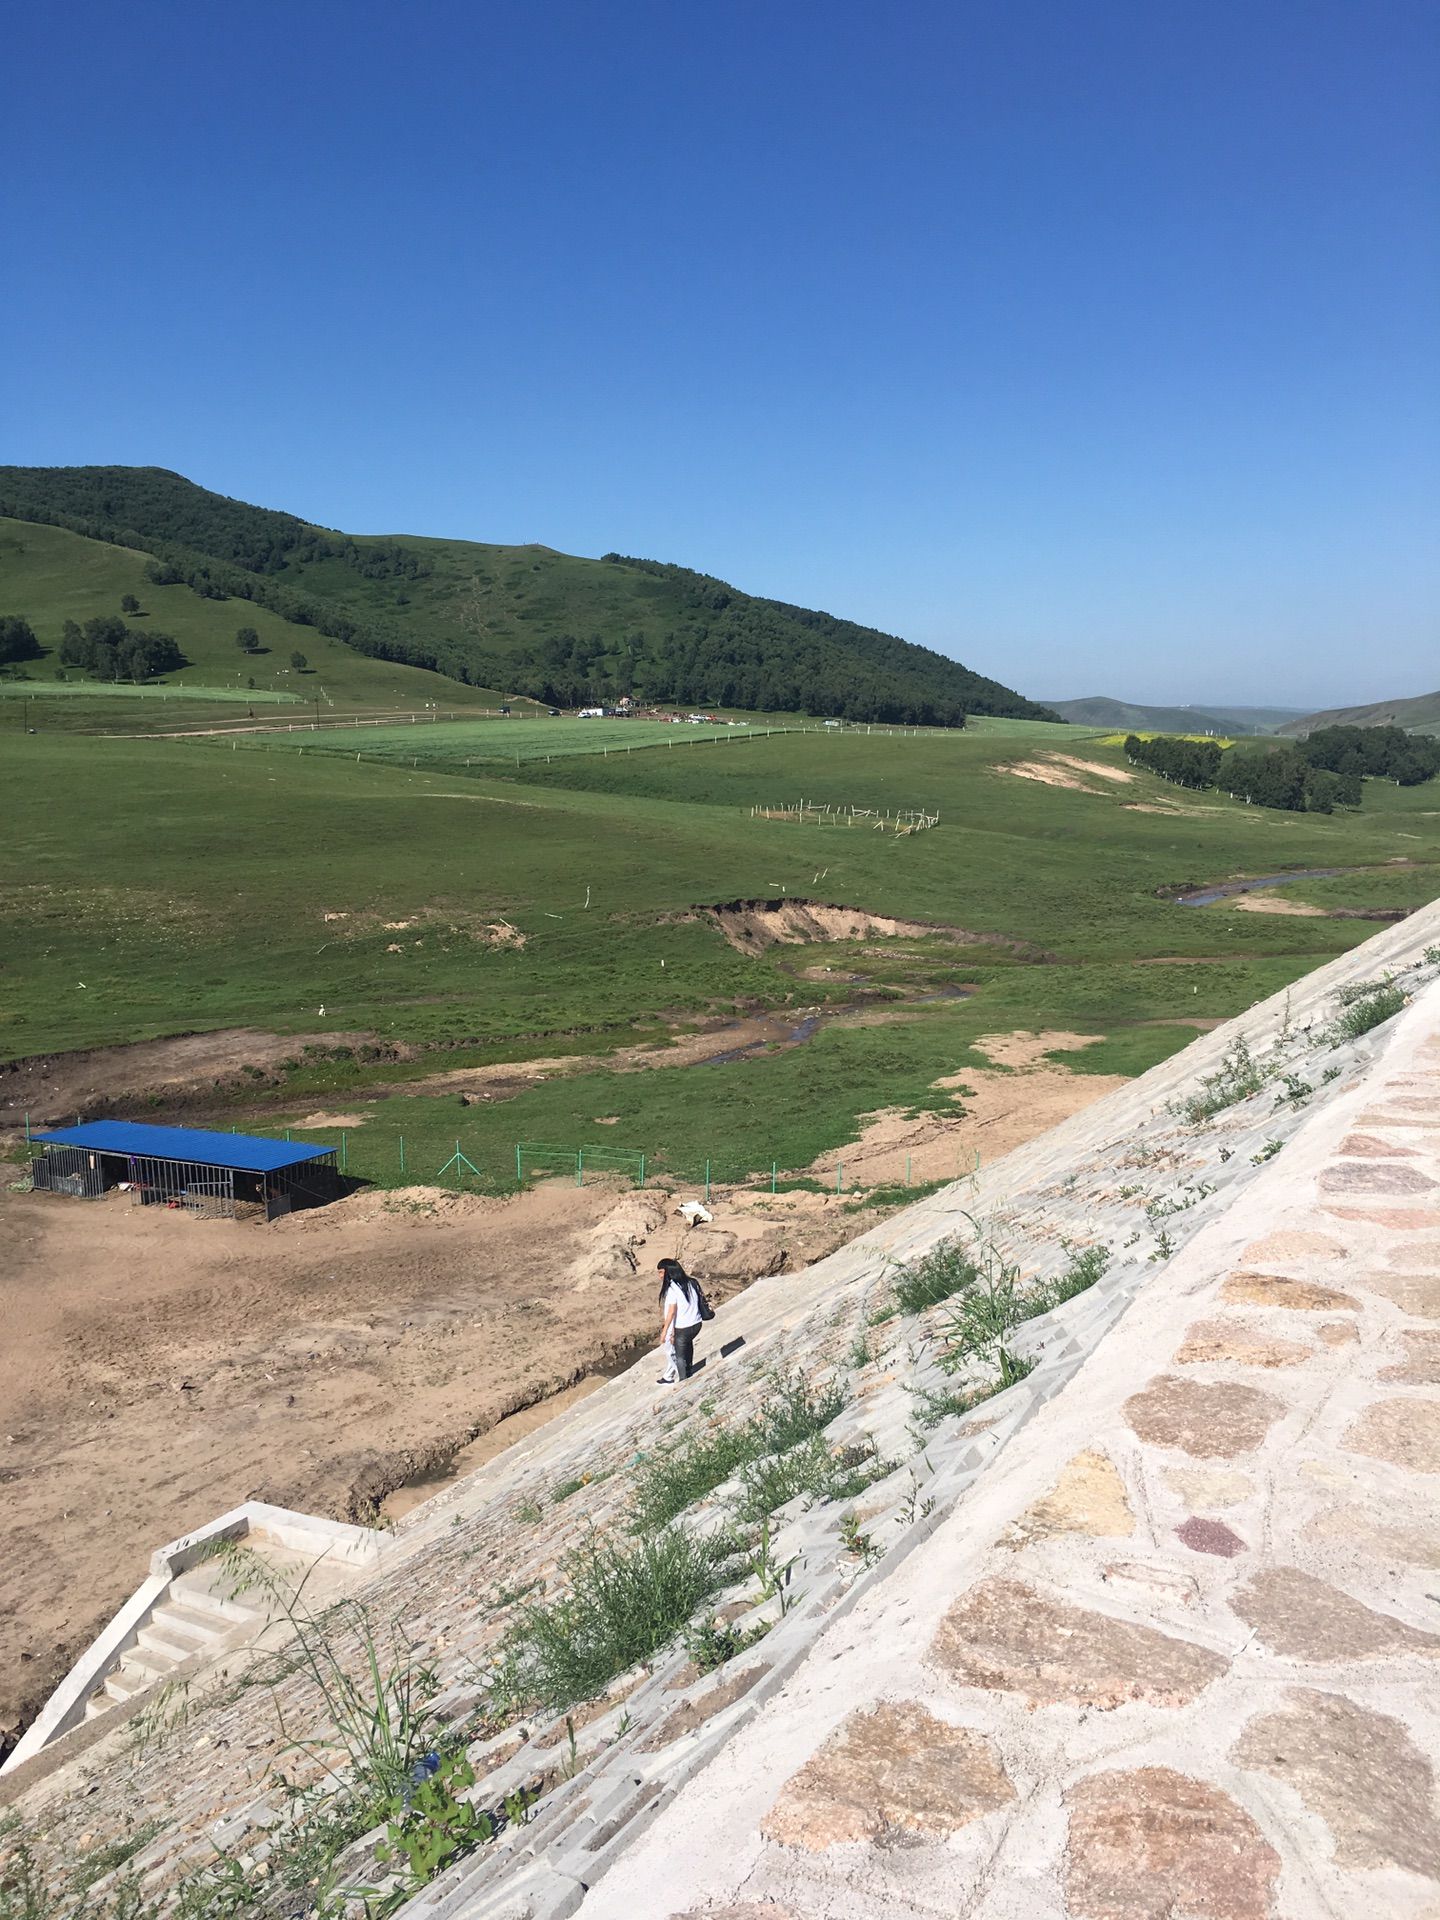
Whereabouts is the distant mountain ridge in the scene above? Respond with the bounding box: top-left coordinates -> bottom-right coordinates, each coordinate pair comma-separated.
1043,695 -> 1302,735
1278,690 -> 1440,739
0,466 -> 1057,726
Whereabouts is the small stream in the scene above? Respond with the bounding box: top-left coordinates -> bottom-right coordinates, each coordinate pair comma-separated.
698,982 -> 974,1066
1175,867 -> 1363,907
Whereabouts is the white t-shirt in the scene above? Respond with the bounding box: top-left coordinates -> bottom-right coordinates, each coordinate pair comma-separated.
664,1279 -> 702,1330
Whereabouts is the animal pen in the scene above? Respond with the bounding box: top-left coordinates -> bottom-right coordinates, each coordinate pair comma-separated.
749,800 -> 940,832
29,1121 -> 342,1221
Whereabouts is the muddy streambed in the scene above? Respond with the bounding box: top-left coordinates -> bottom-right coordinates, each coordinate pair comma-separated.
695,983 -> 974,1067
1176,867 -> 1367,907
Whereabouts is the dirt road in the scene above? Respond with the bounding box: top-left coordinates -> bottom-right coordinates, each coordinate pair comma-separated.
0,1176 -> 850,1757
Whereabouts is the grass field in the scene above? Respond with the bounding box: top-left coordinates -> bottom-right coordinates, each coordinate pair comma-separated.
5,717 -> 1437,1186
207,715 -> 836,771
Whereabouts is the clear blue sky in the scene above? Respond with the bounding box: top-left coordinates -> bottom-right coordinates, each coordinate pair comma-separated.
6,0 -> 1436,709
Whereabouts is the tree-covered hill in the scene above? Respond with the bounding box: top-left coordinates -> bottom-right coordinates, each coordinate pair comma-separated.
0,466 -> 1058,725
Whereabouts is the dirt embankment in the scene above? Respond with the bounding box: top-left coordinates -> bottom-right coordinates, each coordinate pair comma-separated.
685,899 -> 1057,962
0,1029 -> 380,1134
0,1174 -> 853,1757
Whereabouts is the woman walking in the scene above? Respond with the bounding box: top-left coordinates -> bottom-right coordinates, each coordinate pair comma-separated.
657,1257 -> 703,1384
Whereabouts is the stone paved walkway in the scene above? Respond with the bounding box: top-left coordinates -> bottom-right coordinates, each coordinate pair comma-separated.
584,995 -> 1440,1920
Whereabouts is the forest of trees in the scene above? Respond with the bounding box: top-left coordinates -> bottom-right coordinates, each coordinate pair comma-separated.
1124,725 -> 1439,813
58,615 -> 185,680
0,466 -> 1057,723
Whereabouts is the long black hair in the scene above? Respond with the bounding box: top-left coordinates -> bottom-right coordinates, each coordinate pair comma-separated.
657,1257 -> 699,1307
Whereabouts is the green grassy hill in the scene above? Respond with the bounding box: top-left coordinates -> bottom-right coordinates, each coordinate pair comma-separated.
1045,695 -> 1271,734
0,518 -> 511,718
1278,690 -> 1440,738
0,466 -> 1057,725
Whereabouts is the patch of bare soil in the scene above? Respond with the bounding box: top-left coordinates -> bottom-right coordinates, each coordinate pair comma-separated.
688,899 -> 1043,960
0,1175 -> 850,1756
807,1029 -> 1128,1187
1226,890 -> 1328,918
0,1029 -> 378,1134
1000,753 -> 1135,795
1047,755 -> 1134,784
292,1111 -> 369,1129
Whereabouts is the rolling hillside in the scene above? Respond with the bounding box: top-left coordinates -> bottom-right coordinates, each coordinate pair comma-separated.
1043,695 -> 1298,735
0,518 -> 508,713
0,466 -> 1057,726
1278,690 -> 1440,738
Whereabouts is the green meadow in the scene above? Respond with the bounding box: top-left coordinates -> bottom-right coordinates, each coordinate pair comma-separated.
5,717 -> 1437,1186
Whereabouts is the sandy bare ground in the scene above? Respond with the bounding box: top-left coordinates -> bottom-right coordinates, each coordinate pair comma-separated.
0,1177 -> 851,1755
997,755 -> 1134,794
1226,890 -> 1328,917
807,1030 -> 1131,1186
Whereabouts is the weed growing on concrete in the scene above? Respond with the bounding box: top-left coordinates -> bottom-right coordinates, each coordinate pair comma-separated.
941,1266 -> 1022,1365
1274,1072 -> 1312,1108
372,1749 -> 493,1900
1149,1228 -> 1175,1261
892,1234 -> 984,1314
744,1517 -> 797,1613
837,1511 -> 882,1569
909,1376 -> 998,1431
628,1374 -> 846,1534
1177,1035 -> 1266,1124
1330,977 -> 1407,1042
1251,1139 -> 1284,1164
551,1477 -> 585,1504
514,1500 -> 543,1525
996,1349 -> 1037,1388
1034,1243 -> 1109,1308
492,1525 -> 743,1715
847,1332 -> 873,1369
896,1467 -> 937,1527
682,1614 -> 771,1674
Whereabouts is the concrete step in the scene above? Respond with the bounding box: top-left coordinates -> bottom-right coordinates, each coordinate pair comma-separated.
168,1572 -> 264,1626
137,1603 -> 233,1661
115,1645 -> 182,1684
102,1666 -> 151,1705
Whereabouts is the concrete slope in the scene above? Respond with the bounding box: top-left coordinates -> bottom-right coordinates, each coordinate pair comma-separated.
586,978 -> 1440,1920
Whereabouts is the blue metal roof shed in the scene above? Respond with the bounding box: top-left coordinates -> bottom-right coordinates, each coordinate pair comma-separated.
31,1121 -> 336,1173
30,1121 -> 343,1219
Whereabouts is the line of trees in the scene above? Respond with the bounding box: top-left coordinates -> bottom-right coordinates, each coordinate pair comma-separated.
1124,724 -> 1438,814
1297,724 -> 1440,786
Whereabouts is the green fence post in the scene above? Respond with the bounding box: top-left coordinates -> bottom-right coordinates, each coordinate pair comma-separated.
703,1159 -> 711,1204
638,1153 -> 646,1189
24,1110 -> 31,1147
577,1147 -> 584,1188
341,1132 -> 348,1172
515,1143 -> 523,1183
285,1128 -> 291,1142
835,1161 -> 843,1193
399,1135 -> 406,1176
771,1161 -> 777,1194
906,1153 -> 912,1186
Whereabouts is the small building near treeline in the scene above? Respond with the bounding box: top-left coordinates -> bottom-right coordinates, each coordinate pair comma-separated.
29,1120 -> 342,1221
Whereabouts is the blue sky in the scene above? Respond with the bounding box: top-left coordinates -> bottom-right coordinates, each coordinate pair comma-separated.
6,0 -> 1436,709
